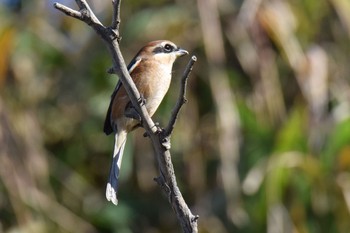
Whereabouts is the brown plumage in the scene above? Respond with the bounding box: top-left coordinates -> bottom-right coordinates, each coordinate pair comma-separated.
104,40 -> 188,205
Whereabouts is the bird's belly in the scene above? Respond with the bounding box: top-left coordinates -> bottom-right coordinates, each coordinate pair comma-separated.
145,74 -> 171,116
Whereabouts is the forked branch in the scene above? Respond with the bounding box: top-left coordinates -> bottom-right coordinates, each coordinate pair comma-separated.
53,1 -> 198,232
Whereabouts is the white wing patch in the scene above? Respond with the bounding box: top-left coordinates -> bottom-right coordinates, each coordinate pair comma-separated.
128,57 -> 142,73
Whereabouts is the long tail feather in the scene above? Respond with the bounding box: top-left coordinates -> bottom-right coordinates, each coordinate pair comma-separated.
106,131 -> 127,205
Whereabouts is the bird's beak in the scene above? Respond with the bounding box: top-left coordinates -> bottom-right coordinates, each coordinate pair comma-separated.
175,48 -> 189,57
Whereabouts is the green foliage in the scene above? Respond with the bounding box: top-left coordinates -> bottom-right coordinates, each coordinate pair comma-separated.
274,105 -> 308,153
1,0 -> 350,233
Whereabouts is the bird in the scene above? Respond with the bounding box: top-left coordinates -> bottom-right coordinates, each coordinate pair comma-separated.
103,40 -> 188,205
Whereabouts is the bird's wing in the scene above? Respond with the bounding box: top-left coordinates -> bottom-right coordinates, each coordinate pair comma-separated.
103,80 -> 122,135
127,57 -> 142,73
103,57 -> 142,135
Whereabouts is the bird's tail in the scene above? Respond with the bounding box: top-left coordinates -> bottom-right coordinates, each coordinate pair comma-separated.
106,131 -> 127,205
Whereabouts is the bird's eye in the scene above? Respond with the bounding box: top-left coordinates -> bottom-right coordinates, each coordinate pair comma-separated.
164,44 -> 174,52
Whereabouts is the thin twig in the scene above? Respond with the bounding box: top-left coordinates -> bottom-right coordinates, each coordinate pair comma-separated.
111,0 -> 121,31
54,1 -> 103,26
164,56 -> 197,137
75,0 -> 98,23
53,3 -> 82,20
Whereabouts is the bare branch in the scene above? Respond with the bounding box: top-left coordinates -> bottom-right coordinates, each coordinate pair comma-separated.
111,0 -> 121,31
53,1 -> 198,232
53,3 -> 82,20
54,0 -> 103,28
164,56 -> 197,137
74,0 -> 101,24
154,149 -> 199,232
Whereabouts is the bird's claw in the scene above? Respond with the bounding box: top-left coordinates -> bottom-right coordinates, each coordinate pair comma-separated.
138,94 -> 146,106
154,122 -> 162,134
143,122 -> 162,137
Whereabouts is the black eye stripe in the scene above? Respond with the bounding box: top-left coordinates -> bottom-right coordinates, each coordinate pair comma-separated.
153,44 -> 176,54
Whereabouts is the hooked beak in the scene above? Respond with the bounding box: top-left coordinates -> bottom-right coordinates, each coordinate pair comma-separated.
175,48 -> 189,57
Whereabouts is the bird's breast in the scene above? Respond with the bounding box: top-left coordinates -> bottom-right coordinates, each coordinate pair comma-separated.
143,66 -> 172,116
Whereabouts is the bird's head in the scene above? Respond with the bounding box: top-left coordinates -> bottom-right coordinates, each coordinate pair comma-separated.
138,40 -> 188,65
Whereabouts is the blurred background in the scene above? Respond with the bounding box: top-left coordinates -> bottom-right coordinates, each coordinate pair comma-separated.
1,0 -> 350,232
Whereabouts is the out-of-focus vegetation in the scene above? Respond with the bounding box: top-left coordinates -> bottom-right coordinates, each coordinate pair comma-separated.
1,0 -> 350,232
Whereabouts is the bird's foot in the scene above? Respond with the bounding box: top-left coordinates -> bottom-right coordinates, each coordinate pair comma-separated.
143,122 -> 162,137
138,94 -> 146,106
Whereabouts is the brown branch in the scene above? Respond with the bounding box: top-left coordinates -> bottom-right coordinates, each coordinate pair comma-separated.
164,56 -> 197,138
53,1 -> 198,232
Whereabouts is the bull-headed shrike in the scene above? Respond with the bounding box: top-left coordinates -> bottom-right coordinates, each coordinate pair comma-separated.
103,40 -> 188,205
